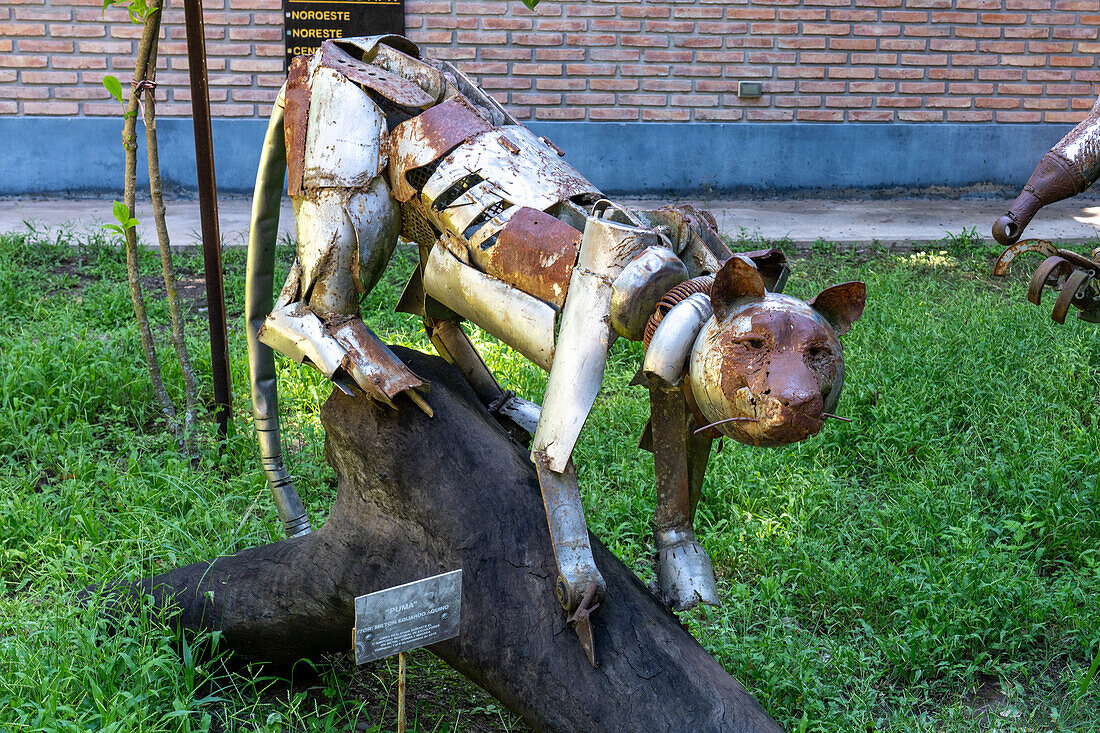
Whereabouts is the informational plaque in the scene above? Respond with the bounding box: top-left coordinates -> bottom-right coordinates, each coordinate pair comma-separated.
353,569 -> 462,664
283,0 -> 405,70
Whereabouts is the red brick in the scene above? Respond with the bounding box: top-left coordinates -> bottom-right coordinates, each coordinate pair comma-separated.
830,38 -> 877,50
1023,97 -> 1070,109
976,97 -> 1021,108
829,67 -> 876,78
997,110 -> 1043,121
642,79 -> 693,92
929,68 -> 976,80
595,19 -> 646,31
482,48 -> 534,61
671,94 -> 719,107
778,66 -> 827,78
566,92 -> 616,105
564,33 -> 615,46
619,93 -> 670,106
589,49 -> 639,61
480,78 -> 532,91
850,81 -> 896,93
898,110 -> 944,120
532,78 -> 585,90
955,26 -> 1002,38
642,108 -> 691,121
850,109 -> 895,121
622,35 -> 669,47
751,22 -> 799,34
830,9 -> 878,20
513,92 -> 561,105
797,109 -> 844,120
695,108 -> 745,120
801,81 -> 847,95
537,18 -> 588,31
877,96 -> 924,107
880,39 -> 930,51
589,78 -> 639,91
590,107 -> 640,120
996,82 -> 1044,94
775,94 -> 823,107
24,101 -> 80,114
948,110 -> 993,120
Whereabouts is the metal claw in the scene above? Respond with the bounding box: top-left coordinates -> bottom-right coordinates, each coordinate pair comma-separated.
1052,268 -> 1092,324
1027,256 -> 1072,306
992,238 -> 1059,277
568,581 -> 601,669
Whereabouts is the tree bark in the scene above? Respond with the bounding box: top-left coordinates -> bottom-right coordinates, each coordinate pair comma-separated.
102,348 -> 782,733
121,3 -> 178,444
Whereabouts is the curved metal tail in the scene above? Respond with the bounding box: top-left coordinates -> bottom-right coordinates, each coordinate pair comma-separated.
246,87 -> 311,537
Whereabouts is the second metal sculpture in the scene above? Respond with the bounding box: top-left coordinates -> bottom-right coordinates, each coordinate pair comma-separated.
992,96 -> 1100,323
246,35 -> 866,666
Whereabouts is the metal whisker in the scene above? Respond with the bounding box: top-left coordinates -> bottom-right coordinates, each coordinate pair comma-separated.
822,412 -> 853,422
693,416 -> 757,435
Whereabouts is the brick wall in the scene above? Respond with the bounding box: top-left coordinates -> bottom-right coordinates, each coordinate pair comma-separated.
2,0 -> 1098,123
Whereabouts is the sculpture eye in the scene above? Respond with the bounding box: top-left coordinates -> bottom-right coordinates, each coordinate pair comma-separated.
738,337 -> 766,350
805,345 -> 831,360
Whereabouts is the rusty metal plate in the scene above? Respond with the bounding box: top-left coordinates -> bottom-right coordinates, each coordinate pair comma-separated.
320,40 -> 435,111
330,318 -> 424,400
353,569 -> 462,664
284,54 -> 311,197
388,97 -> 493,202
484,207 -> 580,308
422,126 -> 601,214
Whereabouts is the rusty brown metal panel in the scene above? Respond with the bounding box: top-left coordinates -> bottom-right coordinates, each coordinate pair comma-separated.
284,54 -> 311,197
388,97 -> 492,202
649,387 -> 692,530
330,318 -> 425,399
484,207 -> 580,309
319,40 -> 435,111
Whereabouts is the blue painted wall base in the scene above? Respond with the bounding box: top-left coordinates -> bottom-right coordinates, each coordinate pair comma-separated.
1,117 -> 1069,196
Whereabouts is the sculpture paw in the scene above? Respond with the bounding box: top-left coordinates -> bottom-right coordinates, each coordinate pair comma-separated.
654,527 -> 720,612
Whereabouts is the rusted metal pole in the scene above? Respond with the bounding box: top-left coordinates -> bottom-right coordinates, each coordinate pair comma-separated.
183,0 -> 232,437
396,652 -> 406,733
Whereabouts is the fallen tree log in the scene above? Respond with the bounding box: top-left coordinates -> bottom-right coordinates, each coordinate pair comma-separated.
100,348 -> 782,732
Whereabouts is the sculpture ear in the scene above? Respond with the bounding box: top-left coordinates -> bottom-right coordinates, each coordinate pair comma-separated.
711,256 -> 765,319
808,281 -> 866,336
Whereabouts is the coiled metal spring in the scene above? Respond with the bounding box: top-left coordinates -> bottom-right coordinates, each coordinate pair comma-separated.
642,275 -> 715,349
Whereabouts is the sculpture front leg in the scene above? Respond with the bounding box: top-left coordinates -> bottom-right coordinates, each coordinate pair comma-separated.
649,385 -> 720,612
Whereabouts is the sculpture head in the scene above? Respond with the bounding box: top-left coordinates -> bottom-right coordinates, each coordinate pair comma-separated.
687,256 -> 865,447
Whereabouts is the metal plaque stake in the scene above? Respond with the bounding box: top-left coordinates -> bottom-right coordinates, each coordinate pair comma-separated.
353,569 -> 462,664
397,651 -> 406,733
183,0 -> 232,438
354,570 -> 461,733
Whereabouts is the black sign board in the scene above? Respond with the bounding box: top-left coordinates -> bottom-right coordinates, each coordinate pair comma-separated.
284,0 -> 404,70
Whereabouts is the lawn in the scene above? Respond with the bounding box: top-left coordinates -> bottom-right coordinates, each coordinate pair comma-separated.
1,224 -> 1099,732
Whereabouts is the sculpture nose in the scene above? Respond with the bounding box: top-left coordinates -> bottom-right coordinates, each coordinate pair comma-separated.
780,386 -> 814,409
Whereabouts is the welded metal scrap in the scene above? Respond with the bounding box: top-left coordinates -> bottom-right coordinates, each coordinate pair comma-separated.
246,34 -> 868,668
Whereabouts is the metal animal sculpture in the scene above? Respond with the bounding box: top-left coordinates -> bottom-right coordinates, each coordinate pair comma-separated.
245,35 -> 866,666
992,96 -> 1100,323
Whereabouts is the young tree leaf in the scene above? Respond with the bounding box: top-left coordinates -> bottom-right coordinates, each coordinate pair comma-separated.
103,75 -> 124,105
522,0 -> 540,8
112,200 -> 130,225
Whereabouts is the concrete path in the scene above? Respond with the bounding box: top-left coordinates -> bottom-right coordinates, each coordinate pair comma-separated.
4,193 -> 1100,249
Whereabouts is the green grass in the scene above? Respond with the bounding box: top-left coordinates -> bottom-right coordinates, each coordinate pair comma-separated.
2,226 -> 1100,731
